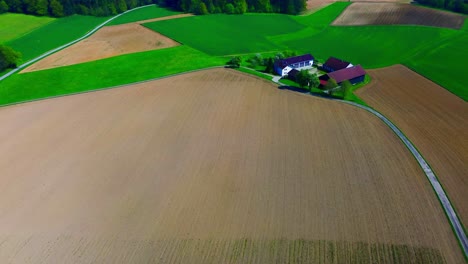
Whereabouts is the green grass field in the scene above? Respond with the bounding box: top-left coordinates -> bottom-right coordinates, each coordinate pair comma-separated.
6,15 -> 110,62
144,14 -> 306,56
0,13 -> 55,43
280,25 -> 457,68
405,32 -> 468,100
1,2 -> 467,105
107,5 -> 180,25
0,46 -> 224,105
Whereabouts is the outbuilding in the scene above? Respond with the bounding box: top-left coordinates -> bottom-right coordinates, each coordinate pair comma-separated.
274,54 -> 314,76
327,65 -> 366,85
322,57 -> 353,72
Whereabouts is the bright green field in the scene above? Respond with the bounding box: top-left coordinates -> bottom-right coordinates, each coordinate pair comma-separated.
6,15 -> 110,62
0,46 -> 224,105
279,25 -> 457,68
406,32 -> 468,100
144,14 -> 306,56
0,13 -> 55,43
107,5 -> 180,25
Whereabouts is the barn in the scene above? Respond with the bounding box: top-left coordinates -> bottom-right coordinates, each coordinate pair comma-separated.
327,65 -> 366,85
274,54 -> 314,76
322,57 -> 353,72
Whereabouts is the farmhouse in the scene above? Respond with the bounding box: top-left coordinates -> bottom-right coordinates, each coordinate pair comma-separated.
326,65 -> 366,85
322,57 -> 353,72
274,54 -> 314,76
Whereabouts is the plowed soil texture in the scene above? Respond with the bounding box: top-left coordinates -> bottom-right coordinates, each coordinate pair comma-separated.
333,3 -> 465,29
21,23 -> 179,73
0,69 -> 464,263
357,64 -> 468,229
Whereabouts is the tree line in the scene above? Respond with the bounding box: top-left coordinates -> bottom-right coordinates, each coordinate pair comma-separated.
0,0 -> 306,16
159,0 -> 306,15
0,0 -> 158,17
417,0 -> 468,14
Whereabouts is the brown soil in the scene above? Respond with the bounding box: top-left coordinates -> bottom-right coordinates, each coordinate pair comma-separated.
333,2 -> 465,29
306,0 -> 340,12
136,13 -> 193,24
21,23 -> 179,73
357,64 -> 468,228
0,69 -> 464,263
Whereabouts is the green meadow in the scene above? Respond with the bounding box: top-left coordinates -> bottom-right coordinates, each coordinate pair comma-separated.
144,14 -> 306,56
0,13 -> 55,43
6,15 -> 110,62
107,5 -> 180,25
0,46 -> 224,105
1,2 -> 467,105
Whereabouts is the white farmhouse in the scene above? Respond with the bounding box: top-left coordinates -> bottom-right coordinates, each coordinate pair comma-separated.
274,54 -> 314,76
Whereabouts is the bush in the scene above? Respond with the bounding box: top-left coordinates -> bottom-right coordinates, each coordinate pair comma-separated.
0,45 -> 22,72
226,56 -> 241,68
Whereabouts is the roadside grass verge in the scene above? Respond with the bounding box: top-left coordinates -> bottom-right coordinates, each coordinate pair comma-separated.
236,67 -> 274,82
0,13 -> 55,43
107,5 -> 180,25
143,13 -> 305,56
6,15 -> 110,62
0,46 -> 224,106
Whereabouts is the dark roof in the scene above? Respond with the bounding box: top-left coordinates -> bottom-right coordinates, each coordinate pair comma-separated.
327,65 -> 366,83
288,69 -> 300,78
275,54 -> 314,68
323,57 -> 351,71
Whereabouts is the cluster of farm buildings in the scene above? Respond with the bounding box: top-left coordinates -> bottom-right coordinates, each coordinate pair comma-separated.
274,54 -> 366,87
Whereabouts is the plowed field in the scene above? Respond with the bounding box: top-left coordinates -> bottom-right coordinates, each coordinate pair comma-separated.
357,64 -> 468,228
333,3 -> 465,29
21,23 -> 179,73
0,69 -> 463,263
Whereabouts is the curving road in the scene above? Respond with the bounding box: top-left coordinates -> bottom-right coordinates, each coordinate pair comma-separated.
337,100 -> 468,258
0,4 -> 156,82
1,39 -> 467,257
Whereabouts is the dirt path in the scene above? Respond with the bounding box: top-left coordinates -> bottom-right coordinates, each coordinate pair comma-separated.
0,69 -> 464,263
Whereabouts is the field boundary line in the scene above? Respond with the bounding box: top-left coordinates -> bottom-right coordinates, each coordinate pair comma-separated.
0,66 -> 225,108
338,99 -> 468,258
1,65 -> 466,258
0,4 -> 156,82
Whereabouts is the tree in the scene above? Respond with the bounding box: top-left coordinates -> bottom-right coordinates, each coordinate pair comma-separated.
296,70 -> 319,90
0,0 -> 9,13
0,45 -> 21,72
194,1 -> 208,14
227,56 -> 241,68
49,0 -> 64,17
341,80 -> 353,100
264,57 -> 275,74
324,78 -> 338,91
117,0 -> 128,13
35,0 -> 48,15
224,3 -> 235,14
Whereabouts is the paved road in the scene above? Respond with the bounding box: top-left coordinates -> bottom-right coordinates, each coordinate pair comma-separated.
0,4 -> 155,82
340,100 -> 468,258
2,61 -> 467,258
269,72 -> 468,258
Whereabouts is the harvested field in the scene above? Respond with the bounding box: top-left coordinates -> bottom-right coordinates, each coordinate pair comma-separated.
306,0 -> 340,12
21,23 -> 179,73
357,64 -> 468,228
0,69 -> 464,263
332,3 -> 465,29
136,13 -> 194,24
